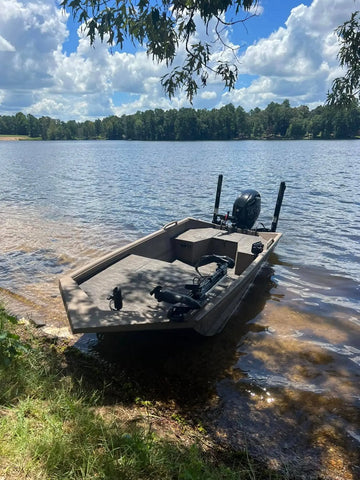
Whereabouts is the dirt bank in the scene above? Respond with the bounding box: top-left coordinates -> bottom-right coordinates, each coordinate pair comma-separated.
0,135 -> 29,141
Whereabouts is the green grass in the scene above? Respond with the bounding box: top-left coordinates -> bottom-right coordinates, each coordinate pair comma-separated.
0,307 -> 283,480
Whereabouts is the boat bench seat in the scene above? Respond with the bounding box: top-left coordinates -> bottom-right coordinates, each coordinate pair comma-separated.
173,228 -> 265,275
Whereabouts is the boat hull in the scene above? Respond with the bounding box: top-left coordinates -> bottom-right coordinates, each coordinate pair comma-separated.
59,218 -> 281,336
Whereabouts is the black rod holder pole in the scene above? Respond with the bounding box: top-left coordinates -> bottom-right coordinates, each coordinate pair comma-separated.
271,181 -> 286,232
212,174 -> 223,224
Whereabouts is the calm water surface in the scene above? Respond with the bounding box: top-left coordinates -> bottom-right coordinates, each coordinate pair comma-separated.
0,140 -> 359,477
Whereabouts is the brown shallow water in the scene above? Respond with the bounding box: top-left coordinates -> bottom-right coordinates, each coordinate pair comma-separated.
1,140 -> 360,479
211,290 -> 360,479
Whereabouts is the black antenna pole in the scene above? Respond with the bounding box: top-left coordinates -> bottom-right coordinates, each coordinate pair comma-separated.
212,174 -> 223,224
271,181 -> 286,232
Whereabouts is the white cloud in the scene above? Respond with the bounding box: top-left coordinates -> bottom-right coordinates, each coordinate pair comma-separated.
248,3 -> 264,16
0,0 -> 69,115
0,35 -> 15,51
223,0 -> 359,109
200,91 -> 217,100
0,1 -> 67,87
0,1 -> 244,118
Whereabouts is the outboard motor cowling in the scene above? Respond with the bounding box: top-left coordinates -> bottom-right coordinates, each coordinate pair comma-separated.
232,189 -> 261,229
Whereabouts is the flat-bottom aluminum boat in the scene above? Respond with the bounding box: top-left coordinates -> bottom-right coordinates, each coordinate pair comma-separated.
59,176 -> 285,336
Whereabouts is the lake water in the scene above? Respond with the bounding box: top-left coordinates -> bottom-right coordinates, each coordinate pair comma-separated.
0,140 -> 359,478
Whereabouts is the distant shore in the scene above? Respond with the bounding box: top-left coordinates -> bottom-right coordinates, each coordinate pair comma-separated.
0,134 -> 359,142
0,135 -> 30,141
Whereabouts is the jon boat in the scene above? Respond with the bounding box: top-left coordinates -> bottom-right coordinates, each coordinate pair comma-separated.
59,176 -> 285,336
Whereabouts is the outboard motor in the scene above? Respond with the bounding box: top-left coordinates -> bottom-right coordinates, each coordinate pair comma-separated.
212,175 -> 285,232
232,189 -> 261,229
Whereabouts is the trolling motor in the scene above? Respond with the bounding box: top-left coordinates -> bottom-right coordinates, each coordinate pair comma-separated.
185,254 -> 235,299
150,286 -> 201,309
212,174 -> 286,232
150,254 -> 235,321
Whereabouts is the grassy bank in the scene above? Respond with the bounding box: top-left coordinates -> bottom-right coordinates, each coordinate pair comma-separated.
0,307 -> 283,480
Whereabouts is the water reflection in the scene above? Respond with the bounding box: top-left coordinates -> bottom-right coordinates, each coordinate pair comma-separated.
211,283 -> 360,477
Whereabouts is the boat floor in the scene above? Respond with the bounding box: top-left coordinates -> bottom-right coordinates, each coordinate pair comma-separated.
80,254 -> 234,326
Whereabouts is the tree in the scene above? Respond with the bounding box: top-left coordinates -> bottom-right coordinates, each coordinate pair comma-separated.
61,0 -> 259,101
14,112 -> 28,135
27,114 -> 41,138
327,11 -> 360,106
94,118 -> 102,137
174,108 -> 198,140
235,105 -> 250,138
83,120 -> 96,139
286,118 -> 306,139
265,100 -> 292,137
249,107 -> 266,138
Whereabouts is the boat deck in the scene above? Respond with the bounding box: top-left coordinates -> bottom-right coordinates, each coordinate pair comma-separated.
81,254 -> 194,311
79,253 -> 235,327
60,220 -> 280,334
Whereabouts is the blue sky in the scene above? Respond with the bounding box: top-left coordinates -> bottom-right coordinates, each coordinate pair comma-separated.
0,0 -> 358,121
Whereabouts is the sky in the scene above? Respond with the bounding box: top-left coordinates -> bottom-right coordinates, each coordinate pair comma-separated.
0,0 -> 358,121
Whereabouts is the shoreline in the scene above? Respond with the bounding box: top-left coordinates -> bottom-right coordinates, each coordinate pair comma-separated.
1,135 -> 359,142
0,135 -> 29,141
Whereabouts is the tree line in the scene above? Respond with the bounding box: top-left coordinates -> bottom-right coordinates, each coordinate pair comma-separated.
1,100 -> 359,141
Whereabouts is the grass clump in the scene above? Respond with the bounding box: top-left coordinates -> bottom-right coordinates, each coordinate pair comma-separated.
0,307 -> 282,479
0,306 -> 29,367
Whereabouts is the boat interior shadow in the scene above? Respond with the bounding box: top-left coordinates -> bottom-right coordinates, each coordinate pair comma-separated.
67,263 -> 277,408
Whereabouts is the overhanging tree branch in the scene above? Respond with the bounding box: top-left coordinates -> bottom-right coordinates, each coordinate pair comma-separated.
327,11 -> 360,107
60,0 -> 259,101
